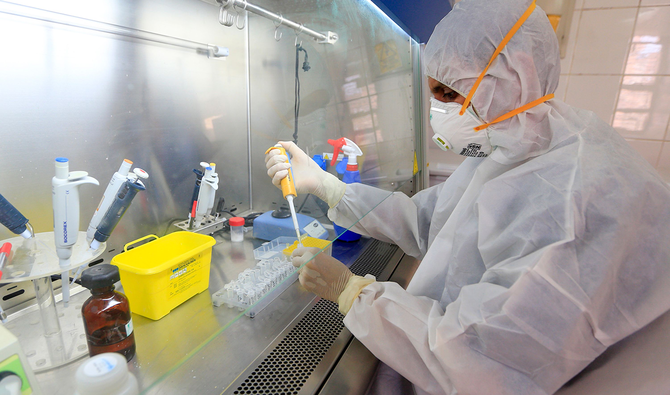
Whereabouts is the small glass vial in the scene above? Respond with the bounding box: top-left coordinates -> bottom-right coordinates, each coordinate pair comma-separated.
80,264 -> 136,362
229,217 -> 245,242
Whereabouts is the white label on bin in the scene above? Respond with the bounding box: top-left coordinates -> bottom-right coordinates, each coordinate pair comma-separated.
84,355 -> 117,377
125,319 -> 134,336
304,220 -> 327,239
168,254 -> 203,300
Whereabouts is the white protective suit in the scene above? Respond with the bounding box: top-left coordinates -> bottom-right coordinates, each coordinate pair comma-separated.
327,0 -> 670,394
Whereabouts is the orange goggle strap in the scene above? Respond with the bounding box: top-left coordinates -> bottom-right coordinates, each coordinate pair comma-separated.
459,0 -> 537,116
473,93 -> 554,131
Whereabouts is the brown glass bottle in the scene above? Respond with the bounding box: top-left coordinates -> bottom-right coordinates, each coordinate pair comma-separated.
80,264 -> 136,362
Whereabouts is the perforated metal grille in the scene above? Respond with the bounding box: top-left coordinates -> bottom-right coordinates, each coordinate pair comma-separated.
232,239 -> 398,395
348,239 -> 398,278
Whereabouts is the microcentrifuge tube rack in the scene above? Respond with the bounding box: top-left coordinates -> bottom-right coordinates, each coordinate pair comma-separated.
212,255 -> 297,318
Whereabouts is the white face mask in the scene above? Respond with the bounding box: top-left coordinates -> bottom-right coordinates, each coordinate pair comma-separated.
429,97 -> 493,157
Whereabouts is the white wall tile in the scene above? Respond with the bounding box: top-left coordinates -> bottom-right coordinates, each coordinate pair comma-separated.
657,142 -> 670,183
640,0 -> 670,5
560,10 -> 581,73
625,6 -> 670,75
564,75 -> 622,123
556,75 -> 569,101
571,8 -> 636,74
583,0 -> 639,8
625,139 -> 663,166
613,76 -> 670,140
575,0 -> 584,9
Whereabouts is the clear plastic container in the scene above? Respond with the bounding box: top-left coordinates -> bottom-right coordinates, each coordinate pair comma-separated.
229,217 -> 245,242
74,352 -> 139,395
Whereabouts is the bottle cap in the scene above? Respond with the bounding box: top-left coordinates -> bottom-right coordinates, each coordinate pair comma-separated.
81,264 -> 120,290
75,353 -> 139,395
229,217 -> 245,227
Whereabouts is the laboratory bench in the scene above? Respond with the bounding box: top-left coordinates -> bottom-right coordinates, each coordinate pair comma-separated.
25,231 -> 417,395
6,228 -> 669,395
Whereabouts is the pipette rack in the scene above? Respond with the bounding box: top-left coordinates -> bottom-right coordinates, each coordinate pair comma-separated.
173,214 -> 228,235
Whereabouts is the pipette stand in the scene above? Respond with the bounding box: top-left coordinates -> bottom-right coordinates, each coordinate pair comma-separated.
174,214 -> 228,235
0,231 -> 105,372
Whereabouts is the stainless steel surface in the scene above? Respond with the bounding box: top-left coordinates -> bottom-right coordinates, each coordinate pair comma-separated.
319,338 -> 379,395
386,253 -> 420,290
319,251 -> 419,395
0,0 -> 250,244
221,298 -> 350,395
217,240 -> 403,395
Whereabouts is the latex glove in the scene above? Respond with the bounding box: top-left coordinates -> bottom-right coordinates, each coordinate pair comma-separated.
291,247 -> 354,303
265,141 -> 346,208
291,247 -> 376,314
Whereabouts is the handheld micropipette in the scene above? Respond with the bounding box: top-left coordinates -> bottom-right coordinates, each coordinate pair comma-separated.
188,162 -> 208,227
89,169 -> 148,251
0,193 -> 33,239
194,164 -> 219,227
266,144 -> 302,245
52,158 -> 99,307
86,159 -> 133,243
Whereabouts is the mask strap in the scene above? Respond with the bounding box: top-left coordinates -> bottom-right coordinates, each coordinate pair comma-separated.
473,93 -> 554,131
459,0 -> 537,116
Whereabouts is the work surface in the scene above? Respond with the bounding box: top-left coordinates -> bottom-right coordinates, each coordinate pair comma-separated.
32,232 -> 374,394
27,229 -> 670,395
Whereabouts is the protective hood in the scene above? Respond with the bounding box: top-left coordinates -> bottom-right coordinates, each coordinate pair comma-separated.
424,0 -> 563,164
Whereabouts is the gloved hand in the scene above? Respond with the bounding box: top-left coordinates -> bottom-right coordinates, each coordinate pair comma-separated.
265,141 -> 346,208
291,247 -> 376,314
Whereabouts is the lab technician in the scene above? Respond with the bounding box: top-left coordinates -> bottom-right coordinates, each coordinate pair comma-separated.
265,0 -> 670,393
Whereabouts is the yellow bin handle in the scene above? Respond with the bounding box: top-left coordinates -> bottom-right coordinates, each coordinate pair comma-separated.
124,234 -> 159,252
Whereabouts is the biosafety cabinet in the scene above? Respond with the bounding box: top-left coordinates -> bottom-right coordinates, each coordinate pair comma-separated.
0,0 -> 424,393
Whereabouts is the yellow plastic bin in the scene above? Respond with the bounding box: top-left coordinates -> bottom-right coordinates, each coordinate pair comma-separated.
111,232 -> 216,320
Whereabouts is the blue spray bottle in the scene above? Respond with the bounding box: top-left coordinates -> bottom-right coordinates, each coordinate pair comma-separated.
327,137 -> 363,242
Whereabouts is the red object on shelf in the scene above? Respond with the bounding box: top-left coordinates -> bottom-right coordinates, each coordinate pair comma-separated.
0,242 -> 12,279
229,217 -> 245,227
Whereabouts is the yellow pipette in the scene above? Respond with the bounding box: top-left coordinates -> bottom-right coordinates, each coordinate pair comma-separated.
266,144 -> 302,245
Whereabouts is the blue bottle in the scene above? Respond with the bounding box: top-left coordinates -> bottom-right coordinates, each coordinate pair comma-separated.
328,138 -> 363,242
